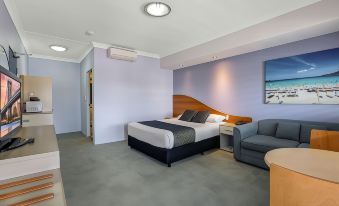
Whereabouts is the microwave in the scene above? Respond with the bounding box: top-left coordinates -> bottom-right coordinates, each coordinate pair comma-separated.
26,101 -> 43,113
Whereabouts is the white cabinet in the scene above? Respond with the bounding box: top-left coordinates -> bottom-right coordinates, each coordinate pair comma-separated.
21,75 -> 54,127
21,75 -> 53,113
220,123 -> 235,152
22,113 -> 54,127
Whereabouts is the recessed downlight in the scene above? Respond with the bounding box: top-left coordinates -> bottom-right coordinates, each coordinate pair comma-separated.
85,30 -> 95,36
145,2 -> 171,17
50,45 -> 67,52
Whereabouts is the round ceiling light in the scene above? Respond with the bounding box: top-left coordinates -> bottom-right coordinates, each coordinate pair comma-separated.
85,30 -> 95,36
144,2 -> 171,17
50,45 -> 67,52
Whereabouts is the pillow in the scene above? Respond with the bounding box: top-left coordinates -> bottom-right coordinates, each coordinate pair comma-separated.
191,111 -> 210,123
206,114 -> 226,123
300,124 -> 327,143
275,122 -> 300,141
179,110 -> 197,122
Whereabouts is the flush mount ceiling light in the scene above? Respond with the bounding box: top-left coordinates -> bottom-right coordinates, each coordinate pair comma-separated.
85,30 -> 95,36
50,45 -> 67,52
144,2 -> 171,17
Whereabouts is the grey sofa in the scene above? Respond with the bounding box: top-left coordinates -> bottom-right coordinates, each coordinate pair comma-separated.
233,119 -> 339,169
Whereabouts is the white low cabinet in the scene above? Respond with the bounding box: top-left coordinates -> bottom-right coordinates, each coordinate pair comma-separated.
22,113 -> 54,127
220,123 -> 236,152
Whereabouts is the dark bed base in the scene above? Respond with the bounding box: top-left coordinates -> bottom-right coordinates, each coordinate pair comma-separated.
128,135 -> 220,167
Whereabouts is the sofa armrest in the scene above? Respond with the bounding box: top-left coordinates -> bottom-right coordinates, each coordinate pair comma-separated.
233,122 -> 258,160
234,122 -> 258,140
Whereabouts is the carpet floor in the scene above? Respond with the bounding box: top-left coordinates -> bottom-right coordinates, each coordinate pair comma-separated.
57,132 -> 269,206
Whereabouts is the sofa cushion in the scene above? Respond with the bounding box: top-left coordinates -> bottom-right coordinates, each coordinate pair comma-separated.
258,121 -> 277,136
275,122 -> 300,141
298,143 -> 310,148
300,124 -> 327,143
241,135 -> 299,153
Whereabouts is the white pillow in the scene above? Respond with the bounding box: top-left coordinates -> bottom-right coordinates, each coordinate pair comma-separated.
206,114 -> 226,123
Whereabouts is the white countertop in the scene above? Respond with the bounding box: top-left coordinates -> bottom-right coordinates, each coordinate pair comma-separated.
0,126 -> 60,180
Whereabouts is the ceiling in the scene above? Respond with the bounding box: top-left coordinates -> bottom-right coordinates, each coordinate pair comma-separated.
5,0 -> 339,68
162,0 -> 339,69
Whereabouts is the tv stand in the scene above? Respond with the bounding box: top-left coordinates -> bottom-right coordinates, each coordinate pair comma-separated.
0,125 -> 60,181
0,137 -> 35,153
0,126 -> 66,205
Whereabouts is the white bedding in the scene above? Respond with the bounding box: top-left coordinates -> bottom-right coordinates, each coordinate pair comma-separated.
128,118 -> 220,149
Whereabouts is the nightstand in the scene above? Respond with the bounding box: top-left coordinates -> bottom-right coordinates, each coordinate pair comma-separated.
220,123 -> 236,152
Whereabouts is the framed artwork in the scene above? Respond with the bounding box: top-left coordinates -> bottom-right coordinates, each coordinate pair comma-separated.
265,48 -> 339,104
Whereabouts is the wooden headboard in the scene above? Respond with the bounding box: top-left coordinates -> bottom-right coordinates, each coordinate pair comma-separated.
173,95 -> 252,123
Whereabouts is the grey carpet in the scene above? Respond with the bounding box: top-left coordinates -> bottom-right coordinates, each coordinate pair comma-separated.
57,132 -> 269,206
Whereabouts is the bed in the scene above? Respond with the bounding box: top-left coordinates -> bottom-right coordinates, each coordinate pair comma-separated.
128,95 -> 252,167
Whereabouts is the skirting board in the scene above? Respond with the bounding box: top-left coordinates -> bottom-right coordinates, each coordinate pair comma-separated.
94,137 -> 126,145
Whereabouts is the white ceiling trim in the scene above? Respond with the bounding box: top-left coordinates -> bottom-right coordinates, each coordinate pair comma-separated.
3,0 -> 30,54
26,32 -> 93,63
28,45 -> 93,63
77,46 -> 94,63
25,31 -> 89,45
91,42 -> 160,59
30,54 -> 80,63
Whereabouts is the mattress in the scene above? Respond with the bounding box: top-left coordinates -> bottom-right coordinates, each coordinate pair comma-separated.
128,118 -> 220,149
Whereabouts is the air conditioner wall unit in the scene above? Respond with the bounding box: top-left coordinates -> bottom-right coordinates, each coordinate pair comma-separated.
107,47 -> 138,61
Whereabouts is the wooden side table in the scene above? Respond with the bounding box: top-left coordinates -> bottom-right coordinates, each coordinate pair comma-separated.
310,129 -> 339,152
219,123 -> 236,152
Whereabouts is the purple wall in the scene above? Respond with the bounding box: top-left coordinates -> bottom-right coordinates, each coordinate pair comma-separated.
93,48 -> 173,144
29,57 -> 81,134
174,32 -> 339,123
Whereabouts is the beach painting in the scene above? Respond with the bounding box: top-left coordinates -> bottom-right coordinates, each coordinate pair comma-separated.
265,48 -> 339,104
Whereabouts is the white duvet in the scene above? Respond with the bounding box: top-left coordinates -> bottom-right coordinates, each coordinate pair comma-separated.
128,118 -> 220,149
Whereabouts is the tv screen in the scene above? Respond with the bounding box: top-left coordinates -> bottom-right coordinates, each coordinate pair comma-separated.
0,66 -> 21,139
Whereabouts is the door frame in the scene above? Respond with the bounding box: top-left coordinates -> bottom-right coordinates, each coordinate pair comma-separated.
86,69 -> 94,141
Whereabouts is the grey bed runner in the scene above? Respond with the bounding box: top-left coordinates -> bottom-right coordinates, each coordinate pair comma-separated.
139,121 -> 196,147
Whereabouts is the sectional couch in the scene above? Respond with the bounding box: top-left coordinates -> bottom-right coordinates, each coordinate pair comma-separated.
233,119 -> 339,168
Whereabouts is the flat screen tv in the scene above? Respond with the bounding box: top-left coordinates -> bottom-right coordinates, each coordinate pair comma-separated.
0,65 -> 21,140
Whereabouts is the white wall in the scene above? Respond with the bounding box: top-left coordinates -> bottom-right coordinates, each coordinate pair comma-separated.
93,48 -> 173,144
0,0 -> 28,75
28,57 -> 81,134
80,49 -> 94,136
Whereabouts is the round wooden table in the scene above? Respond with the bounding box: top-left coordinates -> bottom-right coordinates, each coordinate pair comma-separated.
265,148 -> 339,183
265,148 -> 339,206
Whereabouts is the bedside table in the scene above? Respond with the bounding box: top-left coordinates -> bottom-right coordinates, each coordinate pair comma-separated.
220,123 -> 236,152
